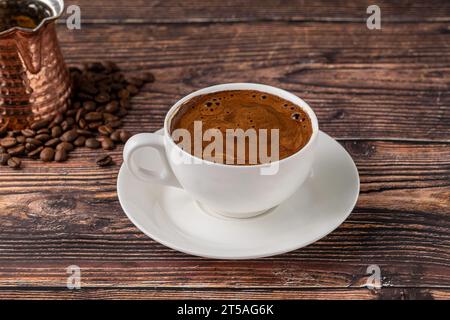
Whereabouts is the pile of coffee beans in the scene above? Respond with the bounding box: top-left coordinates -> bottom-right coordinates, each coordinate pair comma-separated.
0,61 -> 154,169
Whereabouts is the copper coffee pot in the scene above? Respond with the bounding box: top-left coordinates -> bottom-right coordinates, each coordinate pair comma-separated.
0,0 -> 71,129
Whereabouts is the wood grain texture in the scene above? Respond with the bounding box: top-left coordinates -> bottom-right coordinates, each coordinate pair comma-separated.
1,288 -> 449,300
62,0 -> 450,23
0,141 -> 448,294
0,0 -> 449,300
57,22 -> 450,140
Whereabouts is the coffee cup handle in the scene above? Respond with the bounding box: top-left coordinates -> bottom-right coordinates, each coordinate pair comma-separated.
123,133 -> 181,188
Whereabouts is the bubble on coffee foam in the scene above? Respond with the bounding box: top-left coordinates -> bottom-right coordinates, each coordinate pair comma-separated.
291,112 -> 306,123
201,99 -> 223,116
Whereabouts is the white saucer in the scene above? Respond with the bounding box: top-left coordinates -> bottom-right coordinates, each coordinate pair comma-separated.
117,129 -> 359,259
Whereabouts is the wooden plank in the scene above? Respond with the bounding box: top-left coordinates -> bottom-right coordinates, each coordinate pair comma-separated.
0,259 -> 448,289
60,0 -> 450,23
55,22 -> 450,140
1,1 -> 449,299
0,288 -> 448,300
0,141 -> 448,289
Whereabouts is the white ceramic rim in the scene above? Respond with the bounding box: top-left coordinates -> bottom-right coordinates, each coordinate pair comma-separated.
164,83 -> 319,168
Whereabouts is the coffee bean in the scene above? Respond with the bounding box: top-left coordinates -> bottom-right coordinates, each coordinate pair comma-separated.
37,128 -> 50,134
78,118 -> 87,129
126,85 -> 139,96
73,101 -> 81,109
1,137 -> 17,148
96,135 -> 108,142
7,157 -> 21,169
61,120 -> 72,131
142,72 -> 155,83
28,146 -> 44,158
128,77 -> 144,88
21,129 -> 36,137
120,99 -> 132,110
54,149 -> 68,162
107,120 -> 122,129
104,61 -> 120,73
45,138 -> 61,148
111,83 -> 124,91
98,125 -> 113,136
101,137 -> 115,150
16,135 -> 26,144
96,154 -> 113,167
60,129 -> 79,142
116,108 -> 128,117
83,100 -> 97,111
30,119 -> 50,130
48,122 -> 58,130
88,121 -> 103,130
85,138 -> 100,149
0,61 -> 149,170
73,136 -> 86,147
85,112 -> 103,122
118,89 -> 130,99
51,126 -> 62,138
40,147 -> 55,162
110,130 -> 121,142
25,138 -> 43,146
65,117 -> 75,127
80,82 -> 98,95
25,142 -> 37,151
95,92 -> 110,104
69,66 -> 82,74
105,101 -> 119,113
120,130 -> 132,143
52,113 -> 64,125
75,108 -> 85,122
0,153 -> 11,165
76,129 -> 94,137
86,62 -> 105,72
56,142 -> 74,153
7,145 -> 25,156
103,113 -> 119,122
35,133 -> 51,142
66,109 -> 77,117
78,92 -> 94,101
112,73 -> 124,82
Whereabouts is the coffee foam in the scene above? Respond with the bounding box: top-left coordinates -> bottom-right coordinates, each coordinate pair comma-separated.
170,90 -> 313,165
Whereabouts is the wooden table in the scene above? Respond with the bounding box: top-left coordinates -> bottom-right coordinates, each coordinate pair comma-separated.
0,0 -> 449,300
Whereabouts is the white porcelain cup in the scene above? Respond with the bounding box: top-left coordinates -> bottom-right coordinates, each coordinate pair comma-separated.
123,83 -> 319,218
